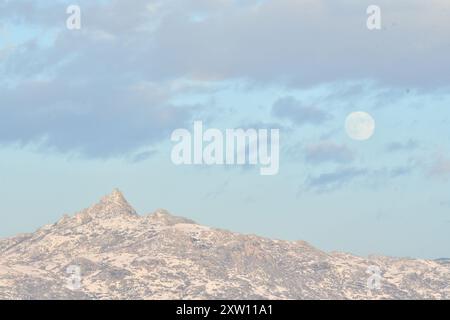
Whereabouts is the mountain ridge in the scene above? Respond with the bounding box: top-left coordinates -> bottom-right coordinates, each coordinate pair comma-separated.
0,190 -> 449,300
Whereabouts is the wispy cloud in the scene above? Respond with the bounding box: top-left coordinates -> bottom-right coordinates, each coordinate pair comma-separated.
272,97 -> 330,126
385,139 -> 419,153
429,153 -> 450,180
303,167 -> 368,193
128,150 -> 158,163
204,180 -> 230,199
304,141 -> 354,164
389,166 -> 413,178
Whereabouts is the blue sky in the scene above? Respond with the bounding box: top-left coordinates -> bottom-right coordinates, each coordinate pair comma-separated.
1,0 -> 450,259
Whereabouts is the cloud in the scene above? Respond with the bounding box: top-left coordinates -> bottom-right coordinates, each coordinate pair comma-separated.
1,0 -> 450,158
272,97 -> 330,126
3,0 -> 450,89
304,141 -> 354,164
389,166 -> 413,178
204,180 -> 229,199
303,167 -> 368,193
0,0 -> 205,158
0,78 -> 195,158
143,0 -> 450,89
300,162 -> 414,194
429,154 -> 450,180
385,139 -> 419,153
128,150 -> 158,163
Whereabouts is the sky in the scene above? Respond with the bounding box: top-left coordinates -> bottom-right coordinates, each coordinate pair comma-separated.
0,0 -> 450,259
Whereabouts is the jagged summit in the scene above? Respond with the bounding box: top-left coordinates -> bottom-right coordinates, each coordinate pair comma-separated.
59,190 -> 194,229
80,189 -> 138,219
100,188 -> 128,206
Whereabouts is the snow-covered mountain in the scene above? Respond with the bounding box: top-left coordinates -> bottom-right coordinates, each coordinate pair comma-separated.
0,189 -> 449,300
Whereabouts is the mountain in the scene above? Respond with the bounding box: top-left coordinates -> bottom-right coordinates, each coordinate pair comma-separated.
0,189 -> 449,300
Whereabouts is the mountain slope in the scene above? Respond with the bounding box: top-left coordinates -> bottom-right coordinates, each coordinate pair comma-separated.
0,190 -> 449,300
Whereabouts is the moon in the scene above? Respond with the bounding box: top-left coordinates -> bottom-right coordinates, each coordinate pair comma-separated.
345,111 -> 375,141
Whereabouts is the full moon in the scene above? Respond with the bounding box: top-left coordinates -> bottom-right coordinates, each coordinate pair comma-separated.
345,111 -> 375,141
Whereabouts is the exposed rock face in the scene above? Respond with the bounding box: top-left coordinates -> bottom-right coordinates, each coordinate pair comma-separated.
0,190 -> 449,300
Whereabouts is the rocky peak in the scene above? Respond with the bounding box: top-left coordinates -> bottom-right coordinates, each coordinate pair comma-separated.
100,188 -> 128,206
81,189 -> 138,219
147,209 -> 196,225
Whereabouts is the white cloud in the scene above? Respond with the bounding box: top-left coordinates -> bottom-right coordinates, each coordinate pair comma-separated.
1,0 -> 449,157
